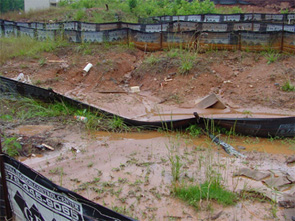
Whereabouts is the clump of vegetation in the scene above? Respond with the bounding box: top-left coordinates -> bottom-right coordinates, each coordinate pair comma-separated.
0,95 -> 130,132
186,124 -> 202,137
166,134 -> 238,210
137,47 -> 199,77
174,181 -> 238,210
1,136 -> 22,157
1,0 -> 243,23
262,50 -> 281,65
166,137 -> 183,183
143,54 -> 161,65
281,80 -> 295,92
178,50 -> 198,75
0,0 -> 24,13
0,36 -> 68,64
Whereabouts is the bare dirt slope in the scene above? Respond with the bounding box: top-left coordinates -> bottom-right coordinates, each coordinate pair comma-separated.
1,46 -> 295,119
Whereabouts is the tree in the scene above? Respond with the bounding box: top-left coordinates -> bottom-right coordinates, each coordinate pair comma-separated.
128,0 -> 137,12
0,0 -> 24,13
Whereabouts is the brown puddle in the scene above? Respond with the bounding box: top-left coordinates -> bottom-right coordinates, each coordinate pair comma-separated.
10,125 -> 54,136
92,131 -> 295,155
227,136 -> 295,155
18,154 -> 44,162
90,131 -> 164,141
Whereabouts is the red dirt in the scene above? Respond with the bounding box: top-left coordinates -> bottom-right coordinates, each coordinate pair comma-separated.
1,46 -> 294,119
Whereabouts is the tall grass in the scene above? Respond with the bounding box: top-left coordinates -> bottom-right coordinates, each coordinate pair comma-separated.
0,36 -> 68,64
0,95 -> 130,132
174,181 -> 238,210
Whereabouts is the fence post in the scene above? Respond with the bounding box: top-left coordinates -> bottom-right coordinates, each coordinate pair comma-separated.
281,21 -> 284,52
0,136 -> 13,220
239,32 -> 242,51
160,22 -> 163,50
127,28 -> 130,47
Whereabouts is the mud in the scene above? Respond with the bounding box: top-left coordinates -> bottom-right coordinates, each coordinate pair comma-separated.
1,123 -> 294,220
1,23 -> 295,220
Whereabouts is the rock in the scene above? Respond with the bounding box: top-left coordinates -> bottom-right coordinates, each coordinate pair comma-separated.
237,146 -> 246,150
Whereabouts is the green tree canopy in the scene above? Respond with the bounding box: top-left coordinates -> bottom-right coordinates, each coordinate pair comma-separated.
0,0 -> 24,13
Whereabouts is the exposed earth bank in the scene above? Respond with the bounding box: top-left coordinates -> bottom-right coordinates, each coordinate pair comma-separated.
1,44 -> 295,220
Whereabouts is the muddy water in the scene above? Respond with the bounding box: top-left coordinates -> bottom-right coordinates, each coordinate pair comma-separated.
11,124 -> 54,136
16,124 -> 294,220
232,136 -> 295,155
90,131 -> 163,141
92,131 -> 295,155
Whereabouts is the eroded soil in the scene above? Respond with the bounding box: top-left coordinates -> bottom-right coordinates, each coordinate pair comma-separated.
1,43 -> 295,220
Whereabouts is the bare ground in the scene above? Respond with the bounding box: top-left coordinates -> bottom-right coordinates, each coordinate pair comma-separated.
1,44 -> 295,220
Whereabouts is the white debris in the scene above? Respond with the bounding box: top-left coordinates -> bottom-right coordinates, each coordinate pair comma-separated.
15,73 -> 32,84
83,63 -> 93,73
130,86 -> 140,93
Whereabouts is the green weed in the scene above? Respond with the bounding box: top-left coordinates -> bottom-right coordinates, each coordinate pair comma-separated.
242,110 -> 252,117
178,51 -> 197,75
38,57 -> 47,66
281,80 -> 295,92
263,51 -> 280,64
186,124 -> 202,137
2,136 -> 22,157
108,116 -> 129,132
174,181 -> 237,210
166,137 -> 183,183
74,9 -> 86,21
144,54 -> 160,65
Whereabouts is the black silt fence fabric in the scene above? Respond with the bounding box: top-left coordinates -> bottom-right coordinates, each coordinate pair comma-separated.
0,13 -> 295,52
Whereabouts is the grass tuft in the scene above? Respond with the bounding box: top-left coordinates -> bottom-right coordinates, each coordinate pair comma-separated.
174,181 -> 238,209
281,80 -> 295,92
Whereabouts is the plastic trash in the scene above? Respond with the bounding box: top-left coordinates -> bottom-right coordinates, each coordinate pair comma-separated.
74,115 -> 88,122
130,86 -> 140,93
16,73 -> 25,81
83,63 -> 93,73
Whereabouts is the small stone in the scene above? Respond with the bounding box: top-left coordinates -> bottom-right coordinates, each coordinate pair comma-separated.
238,146 -> 246,150
274,83 -> 280,86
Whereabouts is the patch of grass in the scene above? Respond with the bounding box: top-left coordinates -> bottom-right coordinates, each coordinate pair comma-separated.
281,80 -> 295,92
1,0 -> 244,26
38,57 -> 47,66
177,50 -> 197,75
75,43 -> 92,55
108,116 -> 129,132
0,36 -> 68,64
263,51 -> 280,65
1,136 -> 22,157
144,54 -> 161,65
242,110 -> 252,117
174,181 -> 238,210
166,137 -> 183,183
186,124 -> 202,137
0,96 -> 133,132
